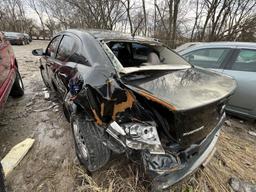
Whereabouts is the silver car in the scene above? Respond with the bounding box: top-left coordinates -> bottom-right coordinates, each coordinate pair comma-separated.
179,42 -> 256,119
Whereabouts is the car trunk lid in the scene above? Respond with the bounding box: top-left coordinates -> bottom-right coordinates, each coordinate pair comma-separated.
122,67 -> 236,147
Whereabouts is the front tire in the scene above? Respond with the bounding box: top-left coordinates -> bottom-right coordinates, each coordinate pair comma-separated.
71,114 -> 111,172
10,70 -> 24,97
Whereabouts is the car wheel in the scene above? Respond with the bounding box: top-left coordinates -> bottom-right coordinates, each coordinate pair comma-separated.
0,163 -> 6,192
10,70 -> 24,97
71,114 -> 111,172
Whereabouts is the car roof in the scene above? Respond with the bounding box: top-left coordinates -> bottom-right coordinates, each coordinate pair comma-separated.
65,29 -> 162,45
179,41 -> 256,54
4,32 -> 21,35
175,42 -> 203,52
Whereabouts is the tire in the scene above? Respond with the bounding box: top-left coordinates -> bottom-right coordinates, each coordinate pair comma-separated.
10,70 -> 24,97
71,114 -> 111,172
0,163 -> 6,192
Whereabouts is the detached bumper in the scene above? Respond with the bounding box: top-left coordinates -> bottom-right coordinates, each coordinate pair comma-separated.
146,113 -> 225,191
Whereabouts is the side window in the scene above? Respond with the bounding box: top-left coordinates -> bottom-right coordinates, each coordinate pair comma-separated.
46,36 -> 61,58
56,36 -> 77,62
56,35 -> 88,65
231,49 -> 256,72
184,48 -> 229,68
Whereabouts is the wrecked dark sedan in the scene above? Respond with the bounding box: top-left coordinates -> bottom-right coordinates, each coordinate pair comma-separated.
32,29 -> 236,190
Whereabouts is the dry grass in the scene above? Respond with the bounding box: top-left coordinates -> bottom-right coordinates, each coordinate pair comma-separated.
75,158 -> 147,192
74,122 -> 256,192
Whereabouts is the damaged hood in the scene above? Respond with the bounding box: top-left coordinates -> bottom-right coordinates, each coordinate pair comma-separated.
122,67 -> 236,111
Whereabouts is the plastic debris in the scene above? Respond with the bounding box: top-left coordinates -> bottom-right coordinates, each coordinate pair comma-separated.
225,120 -> 232,127
1,138 -> 35,177
248,131 -> 256,137
43,91 -> 50,100
229,177 -> 256,192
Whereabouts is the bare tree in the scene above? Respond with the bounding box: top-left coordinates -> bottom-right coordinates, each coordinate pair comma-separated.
190,0 -> 204,41
141,0 -> 147,35
1,0 -> 256,44
121,0 -> 133,34
26,0 -> 46,38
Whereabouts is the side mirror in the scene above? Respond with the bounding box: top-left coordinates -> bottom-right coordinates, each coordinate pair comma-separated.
32,49 -> 44,56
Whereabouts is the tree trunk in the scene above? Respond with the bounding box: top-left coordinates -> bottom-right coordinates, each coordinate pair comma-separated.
141,0 -> 147,36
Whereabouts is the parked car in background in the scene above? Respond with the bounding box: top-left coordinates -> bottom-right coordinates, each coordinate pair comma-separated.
175,42 -> 203,52
179,42 -> 256,119
32,29 -> 236,190
0,32 -> 24,111
3,32 -> 27,45
24,33 -> 32,44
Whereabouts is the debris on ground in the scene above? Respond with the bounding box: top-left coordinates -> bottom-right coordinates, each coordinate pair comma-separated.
25,101 -> 33,107
1,138 -> 35,177
33,104 -> 56,112
229,177 -> 256,192
53,105 -> 59,112
43,91 -> 50,100
225,120 -> 232,127
248,131 -> 256,137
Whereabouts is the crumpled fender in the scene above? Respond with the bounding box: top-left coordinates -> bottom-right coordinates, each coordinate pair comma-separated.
74,78 -> 136,125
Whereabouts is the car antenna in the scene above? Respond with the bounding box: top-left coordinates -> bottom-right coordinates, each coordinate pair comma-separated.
131,18 -> 143,39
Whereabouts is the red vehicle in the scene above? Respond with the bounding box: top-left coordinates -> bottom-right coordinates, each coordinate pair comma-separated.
0,31 -> 23,191
0,32 -> 24,111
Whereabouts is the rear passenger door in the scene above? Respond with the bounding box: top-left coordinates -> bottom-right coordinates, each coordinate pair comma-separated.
223,49 -> 256,116
54,35 -> 89,97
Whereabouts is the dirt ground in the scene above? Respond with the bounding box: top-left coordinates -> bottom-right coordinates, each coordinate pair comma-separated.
0,40 -> 255,192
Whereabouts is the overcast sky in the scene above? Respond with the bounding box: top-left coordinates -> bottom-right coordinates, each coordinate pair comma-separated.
25,0 -> 194,29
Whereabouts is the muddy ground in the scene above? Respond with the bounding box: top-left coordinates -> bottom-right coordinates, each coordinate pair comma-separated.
0,40 -> 255,192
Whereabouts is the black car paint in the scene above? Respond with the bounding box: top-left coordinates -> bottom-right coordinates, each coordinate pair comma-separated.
34,29 -> 236,190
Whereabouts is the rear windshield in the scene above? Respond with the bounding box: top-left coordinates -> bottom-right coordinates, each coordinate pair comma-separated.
106,41 -> 190,69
